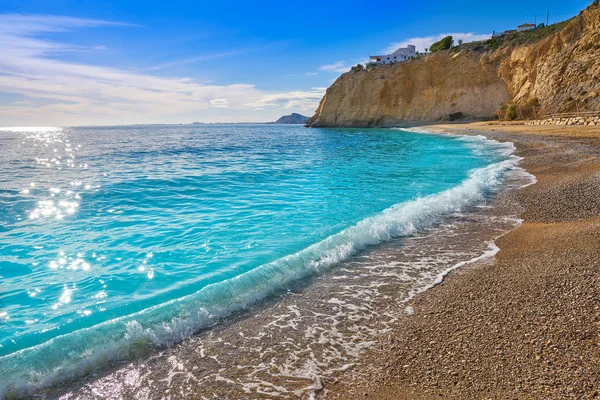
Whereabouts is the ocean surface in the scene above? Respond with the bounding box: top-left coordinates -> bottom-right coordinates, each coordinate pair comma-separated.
0,124 -> 522,395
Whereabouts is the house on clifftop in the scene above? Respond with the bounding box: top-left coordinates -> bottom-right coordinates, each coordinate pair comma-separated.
368,45 -> 416,65
517,23 -> 536,32
493,22 -> 540,37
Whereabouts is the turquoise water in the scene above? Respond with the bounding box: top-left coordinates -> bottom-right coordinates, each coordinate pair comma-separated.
0,124 -> 516,392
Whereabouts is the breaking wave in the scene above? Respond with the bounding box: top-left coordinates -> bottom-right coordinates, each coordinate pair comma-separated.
0,134 -> 525,397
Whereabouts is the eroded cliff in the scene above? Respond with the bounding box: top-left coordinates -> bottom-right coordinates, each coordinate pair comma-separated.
307,2 -> 600,127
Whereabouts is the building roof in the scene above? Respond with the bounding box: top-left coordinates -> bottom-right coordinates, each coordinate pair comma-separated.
518,23 -> 536,27
370,44 -> 416,59
392,45 -> 415,54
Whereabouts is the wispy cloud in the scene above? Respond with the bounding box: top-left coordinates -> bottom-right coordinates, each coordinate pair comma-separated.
145,49 -> 253,71
383,32 -> 491,53
0,14 -> 322,125
0,14 -> 135,58
286,72 -> 318,77
209,98 -> 230,108
0,14 -> 138,34
245,88 -> 325,110
319,61 -> 350,73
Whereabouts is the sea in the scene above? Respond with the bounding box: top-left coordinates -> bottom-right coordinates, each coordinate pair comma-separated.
0,124 -> 533,398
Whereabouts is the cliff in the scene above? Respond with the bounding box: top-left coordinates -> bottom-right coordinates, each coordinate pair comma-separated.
307,2 -> 600,127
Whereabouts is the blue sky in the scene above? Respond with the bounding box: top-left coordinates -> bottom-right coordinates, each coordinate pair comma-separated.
0,0 -> 590,125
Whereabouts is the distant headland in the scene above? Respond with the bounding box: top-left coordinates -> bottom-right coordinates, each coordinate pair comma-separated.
272,113 -> 309,124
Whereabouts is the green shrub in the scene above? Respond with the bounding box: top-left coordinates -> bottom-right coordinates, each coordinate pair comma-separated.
430,36 -> 454,52
351,64 -> 364,72
506,103 -> 517,120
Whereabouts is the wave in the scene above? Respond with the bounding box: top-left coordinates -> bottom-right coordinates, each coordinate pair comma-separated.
0,135 -> 523,397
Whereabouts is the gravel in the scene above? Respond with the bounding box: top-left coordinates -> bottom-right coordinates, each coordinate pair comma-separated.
327,124 -> 600,399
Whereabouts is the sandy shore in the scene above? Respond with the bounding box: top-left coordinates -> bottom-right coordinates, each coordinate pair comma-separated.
328,122 -> 600,399
24,122 -> 599,400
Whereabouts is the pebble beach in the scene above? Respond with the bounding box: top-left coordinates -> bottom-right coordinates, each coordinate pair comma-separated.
330,122 -> 600,399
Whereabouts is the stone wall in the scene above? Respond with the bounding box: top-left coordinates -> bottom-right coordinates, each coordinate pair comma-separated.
525,115 -> 600,126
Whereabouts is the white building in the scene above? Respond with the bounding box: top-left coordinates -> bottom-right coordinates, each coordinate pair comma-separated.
369,45 -> 416,65
517,23 -> 536,32
494,23 -> 538,37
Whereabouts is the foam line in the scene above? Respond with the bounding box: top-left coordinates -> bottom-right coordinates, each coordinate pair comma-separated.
0,133 -> 527,397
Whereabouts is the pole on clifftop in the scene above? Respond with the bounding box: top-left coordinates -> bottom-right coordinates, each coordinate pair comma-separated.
547,8 -> 550,26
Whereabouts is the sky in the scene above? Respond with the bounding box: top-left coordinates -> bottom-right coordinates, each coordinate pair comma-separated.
0,0 -> 591,126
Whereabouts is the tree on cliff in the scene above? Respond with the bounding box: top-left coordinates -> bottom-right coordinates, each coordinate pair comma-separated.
430,36 -> 454,52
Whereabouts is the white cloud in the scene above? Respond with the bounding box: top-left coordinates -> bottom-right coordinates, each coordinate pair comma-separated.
383,32 -> 491,53
210,98 -> 230,108
319,61 -> 351,73
0,14 -> 323,125
245,88 -> 325,111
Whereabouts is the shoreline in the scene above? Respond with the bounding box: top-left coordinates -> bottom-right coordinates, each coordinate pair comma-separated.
12,123 -> 598,399
27,127 -> 528,400
328,122 -> 600,399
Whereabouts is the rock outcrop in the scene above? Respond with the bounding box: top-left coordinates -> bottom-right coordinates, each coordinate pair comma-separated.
307,1 -> 600,127
273,113 -> 309,124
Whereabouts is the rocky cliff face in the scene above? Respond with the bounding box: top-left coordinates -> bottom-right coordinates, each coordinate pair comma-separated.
494,4 -> 600,114
307,2 -> 600,127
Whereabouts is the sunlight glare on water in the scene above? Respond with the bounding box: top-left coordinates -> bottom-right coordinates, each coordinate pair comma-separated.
0,124 -> 515,393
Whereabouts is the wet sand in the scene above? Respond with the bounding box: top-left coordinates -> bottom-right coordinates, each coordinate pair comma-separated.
33,123 -> 600,399
329,122 -> 600,399
38,127 -> 532,400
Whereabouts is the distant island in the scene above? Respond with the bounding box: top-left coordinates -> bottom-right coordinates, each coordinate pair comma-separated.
273,113 -> 309,124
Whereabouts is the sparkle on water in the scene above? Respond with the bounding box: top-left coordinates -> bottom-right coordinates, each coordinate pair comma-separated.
0,124 -> 517,394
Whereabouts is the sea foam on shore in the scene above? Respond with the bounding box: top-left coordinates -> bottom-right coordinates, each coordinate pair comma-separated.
0,126 -> 529,398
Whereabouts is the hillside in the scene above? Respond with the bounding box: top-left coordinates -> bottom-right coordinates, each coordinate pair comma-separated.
307,2 -> 600,127
273,113 -> 309,124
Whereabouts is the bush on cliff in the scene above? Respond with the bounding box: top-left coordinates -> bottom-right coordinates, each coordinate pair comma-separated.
430,36 -> 454,52
506,103 -> 518,120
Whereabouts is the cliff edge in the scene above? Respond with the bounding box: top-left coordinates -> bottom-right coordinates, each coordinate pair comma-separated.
307,2 -> 600,127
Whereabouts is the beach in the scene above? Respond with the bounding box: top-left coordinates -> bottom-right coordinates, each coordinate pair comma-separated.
3,0 -> 600,398
9,123 -> 599,399
329,122 -> 600,399
4,124 -> 521,399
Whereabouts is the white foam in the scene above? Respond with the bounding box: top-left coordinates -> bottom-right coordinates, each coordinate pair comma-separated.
0,131 -> 531,398
402,127 -> 536,188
